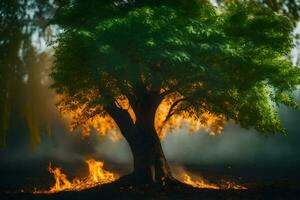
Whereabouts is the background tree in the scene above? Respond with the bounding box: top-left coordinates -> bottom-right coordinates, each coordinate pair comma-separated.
51,0 -> 300,185
0,0 -> 54,146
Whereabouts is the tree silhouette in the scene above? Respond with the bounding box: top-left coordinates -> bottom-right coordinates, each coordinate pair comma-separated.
51,1 -> 300,185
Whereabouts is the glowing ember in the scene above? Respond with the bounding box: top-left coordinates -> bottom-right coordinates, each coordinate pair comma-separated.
176,171 -> 247,190
35,159 -> 118,193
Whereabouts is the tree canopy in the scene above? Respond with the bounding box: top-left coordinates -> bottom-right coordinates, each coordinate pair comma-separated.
1,0 -> 299,147
52,1 -> 300,136
53,0 -> 300,27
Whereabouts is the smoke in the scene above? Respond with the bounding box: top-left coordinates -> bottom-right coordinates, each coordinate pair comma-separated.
163,113 -> 300,166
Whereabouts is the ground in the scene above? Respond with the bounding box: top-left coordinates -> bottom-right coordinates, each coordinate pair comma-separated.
1,177 -> 300,200
1,184 -> 300,200
1,159 -> 300,199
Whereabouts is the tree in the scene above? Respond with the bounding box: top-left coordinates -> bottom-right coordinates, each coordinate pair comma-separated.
216,0 -> 300,24
0,0 -> 54,146
0,0 -> 26,145
51,1 -> 300,185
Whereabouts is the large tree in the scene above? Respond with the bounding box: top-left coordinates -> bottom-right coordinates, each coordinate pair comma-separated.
51,0 -> 300,185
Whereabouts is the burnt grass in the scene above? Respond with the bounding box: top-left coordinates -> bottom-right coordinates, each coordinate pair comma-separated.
1,178 -> 300,200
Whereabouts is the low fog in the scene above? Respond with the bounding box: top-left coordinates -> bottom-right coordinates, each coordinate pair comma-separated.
1,97 -> 300,167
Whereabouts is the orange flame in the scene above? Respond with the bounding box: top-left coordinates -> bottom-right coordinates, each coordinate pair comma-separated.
181,174 -> 220,190
58,94 -> 225,140
47,163 -> 72,192
155,96 -> 225,139
35,159 -> 118,193
176,171 -> 247,190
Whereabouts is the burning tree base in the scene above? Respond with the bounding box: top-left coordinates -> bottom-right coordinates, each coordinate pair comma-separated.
33,159 -> 246,194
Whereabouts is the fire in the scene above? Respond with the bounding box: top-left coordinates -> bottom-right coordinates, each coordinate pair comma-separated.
181,174 -> 220,190
35,159 -> 118,193
155,96 -> 226,139
47,163 -> 72,192
175,171 -> 247,190
58,93 -> 226,140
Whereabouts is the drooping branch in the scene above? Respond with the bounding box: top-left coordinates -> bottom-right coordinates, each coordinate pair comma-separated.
159,87 -> 208,127
104,102 -> 138,139
162,97 -> 189,125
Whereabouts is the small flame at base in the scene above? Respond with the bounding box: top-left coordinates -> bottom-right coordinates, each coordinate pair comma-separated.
34,158 -> 246,193
176,171 -> 247,190
34,159 -> 118,194
181,174 -> 220,190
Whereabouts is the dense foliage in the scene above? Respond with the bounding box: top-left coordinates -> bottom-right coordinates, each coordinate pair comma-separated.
52,1 -> 300,135
1,0 -> 300,146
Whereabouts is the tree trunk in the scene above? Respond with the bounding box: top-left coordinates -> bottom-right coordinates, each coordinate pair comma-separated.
105,102 -> 173,186
131,127 -> 172,185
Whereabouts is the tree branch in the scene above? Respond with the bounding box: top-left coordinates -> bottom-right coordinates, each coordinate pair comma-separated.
159,88 -> 176,99
163,97 -> 189,123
